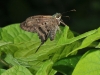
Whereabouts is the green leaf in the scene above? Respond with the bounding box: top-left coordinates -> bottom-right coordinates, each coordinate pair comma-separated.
48,69 -> 57,75
1,66 -> 32,75
13,26 -> 70,62
67,27 -> 100,56
95,42 -> 100,48
4,53 -> 20,66
79,27 -> 100,48
65,29 -> 97,45
0,41 -> 11,47
36,60 -> 54,75
0,69 -> 6,75
0,23 -> 42,56
57,26 -> 69,45
53,55 -> 81,75
1,23 -> 40,43
72,49 -> 100,75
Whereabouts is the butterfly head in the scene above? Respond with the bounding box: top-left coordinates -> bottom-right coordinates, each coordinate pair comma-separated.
53,13 -> 62,20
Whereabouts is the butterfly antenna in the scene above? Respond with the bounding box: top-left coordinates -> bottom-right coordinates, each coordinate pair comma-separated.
62,9 -> 76,18
62,9 -> 76,15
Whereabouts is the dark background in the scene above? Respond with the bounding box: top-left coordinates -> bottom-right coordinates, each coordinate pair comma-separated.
0,0 -> 100,33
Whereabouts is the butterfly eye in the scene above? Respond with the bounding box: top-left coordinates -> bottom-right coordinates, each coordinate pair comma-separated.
56,14 -> 61,18
55,13 -> 62,19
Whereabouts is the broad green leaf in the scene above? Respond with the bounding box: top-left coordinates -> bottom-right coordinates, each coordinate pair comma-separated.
0,24 -> 41,58
0,69 -> 6,75
53,55 -> 81,75
1,66 -> 32,75
14,41 -> 41,57
72,49 -> 100,75
1,23 -> 40,43
13,25 -> 69,61
4,53 -> 20,66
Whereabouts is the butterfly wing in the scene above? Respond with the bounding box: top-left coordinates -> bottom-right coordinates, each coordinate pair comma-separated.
20,15 -> 60,43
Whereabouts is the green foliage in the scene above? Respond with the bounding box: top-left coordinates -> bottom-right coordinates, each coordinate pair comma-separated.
53,55 -> 81,75
72,49 -> 100,75
0,23 -> 100,75
1,66 -> 32,75
0,69 -> 6,75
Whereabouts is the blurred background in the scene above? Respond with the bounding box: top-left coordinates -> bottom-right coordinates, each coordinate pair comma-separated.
0,0 -> 100,33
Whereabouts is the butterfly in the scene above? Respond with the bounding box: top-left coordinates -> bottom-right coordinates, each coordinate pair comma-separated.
20,9 -> 75,52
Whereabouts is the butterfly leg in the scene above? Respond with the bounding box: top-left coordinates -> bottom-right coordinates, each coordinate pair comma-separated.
35,42 -> 44,52
34,27 -> 47,52
60,19 -> 67,26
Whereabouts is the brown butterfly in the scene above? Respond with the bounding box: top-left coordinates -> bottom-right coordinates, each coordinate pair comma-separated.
20,9 -> 75,52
